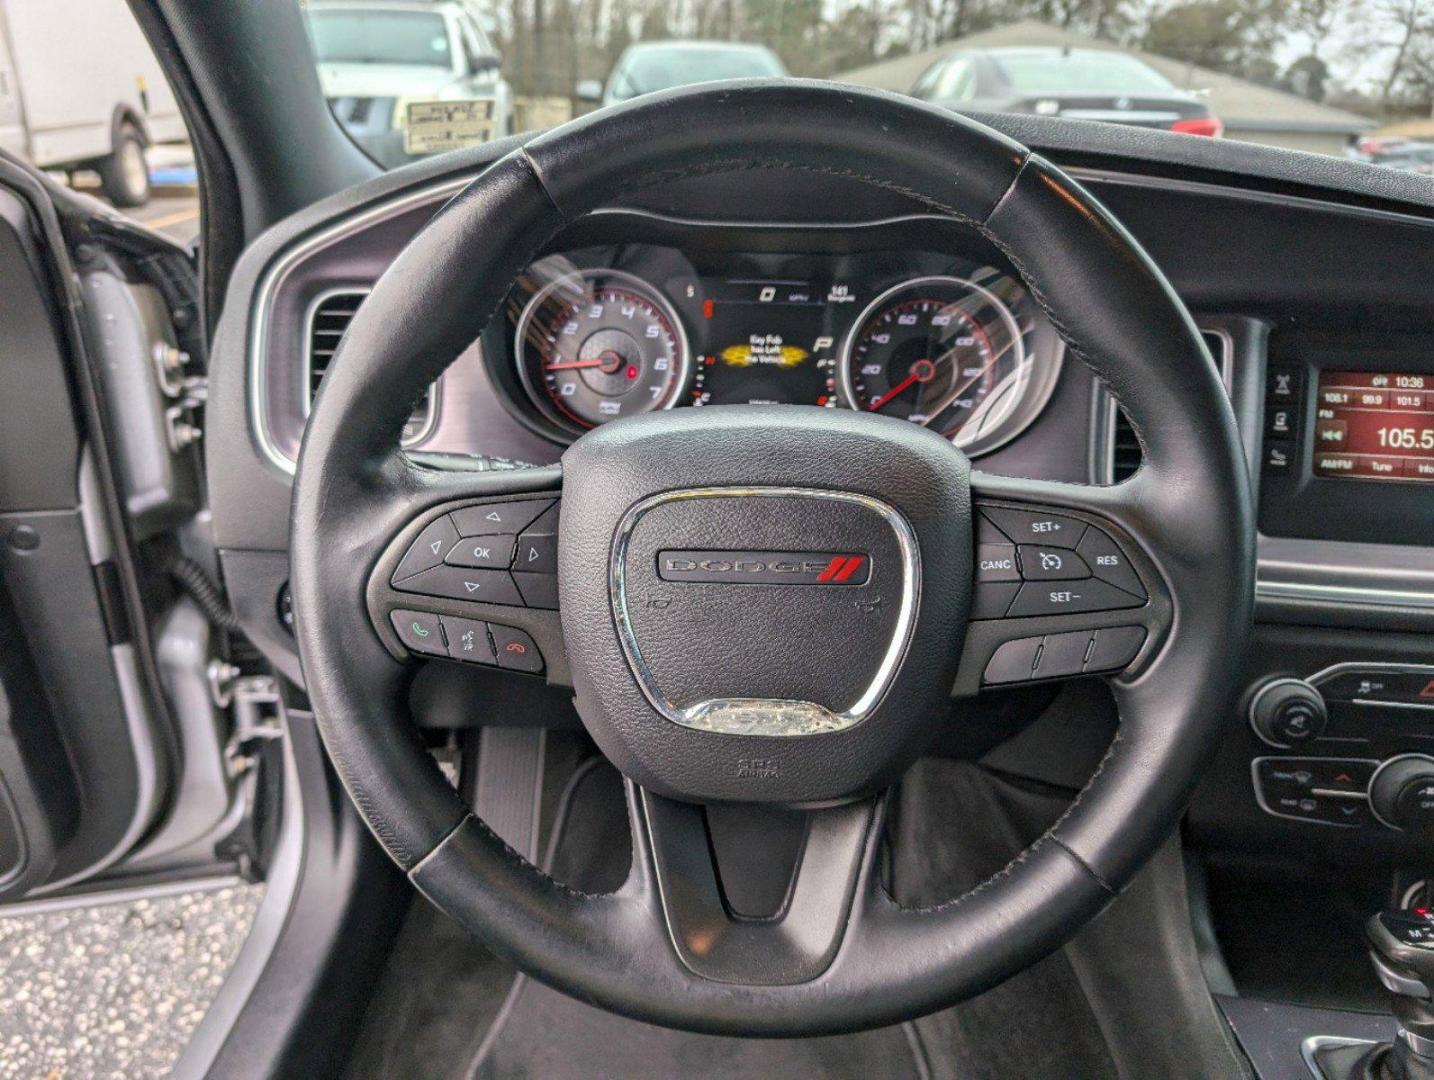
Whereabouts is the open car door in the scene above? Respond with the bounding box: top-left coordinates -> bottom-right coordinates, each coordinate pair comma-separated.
0,148 -> 277,903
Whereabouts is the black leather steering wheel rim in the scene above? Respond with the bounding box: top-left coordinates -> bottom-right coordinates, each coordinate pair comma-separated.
290,80 -> 1254,1035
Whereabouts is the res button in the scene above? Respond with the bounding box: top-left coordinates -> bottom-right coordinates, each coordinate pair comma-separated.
1075,528 -> 1146,599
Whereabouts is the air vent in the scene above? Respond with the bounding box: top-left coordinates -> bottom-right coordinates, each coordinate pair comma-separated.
1106,330 -> 1229,483
306,290 -> 438,445
1110,407 -> 1143,482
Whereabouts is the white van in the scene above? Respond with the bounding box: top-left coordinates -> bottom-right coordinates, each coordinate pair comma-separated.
0,0 -> 186,206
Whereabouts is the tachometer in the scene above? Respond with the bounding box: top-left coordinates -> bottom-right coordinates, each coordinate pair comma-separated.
840,275 -> 1043,456
514,268 -> 690,431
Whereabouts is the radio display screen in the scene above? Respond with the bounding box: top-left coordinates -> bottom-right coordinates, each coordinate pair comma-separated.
1313,371 -> 1434,482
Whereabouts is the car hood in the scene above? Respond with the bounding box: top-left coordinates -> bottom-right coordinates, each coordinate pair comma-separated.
318,63 -> 462,98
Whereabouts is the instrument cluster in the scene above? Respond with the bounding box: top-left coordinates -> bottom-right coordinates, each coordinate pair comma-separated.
491,244 -> 1065,458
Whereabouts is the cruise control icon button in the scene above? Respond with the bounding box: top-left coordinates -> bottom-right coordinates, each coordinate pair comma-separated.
1017,545 -> 1091,581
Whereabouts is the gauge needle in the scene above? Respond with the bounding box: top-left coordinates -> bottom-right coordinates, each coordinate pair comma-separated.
546,350 -> 623,374
867,358 -> 936,412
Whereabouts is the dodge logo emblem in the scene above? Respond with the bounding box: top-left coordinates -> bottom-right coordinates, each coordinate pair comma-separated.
657,549 -> 871,585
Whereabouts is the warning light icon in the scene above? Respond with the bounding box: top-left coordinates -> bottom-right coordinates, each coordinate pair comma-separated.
1421,679 -> 1434,699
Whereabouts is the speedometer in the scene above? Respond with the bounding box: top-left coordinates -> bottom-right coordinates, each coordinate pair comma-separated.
514,268 -> 691,432
840,274 -> 1048,456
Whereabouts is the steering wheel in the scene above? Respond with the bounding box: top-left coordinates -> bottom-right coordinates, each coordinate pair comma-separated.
290,81 -> 1253,1036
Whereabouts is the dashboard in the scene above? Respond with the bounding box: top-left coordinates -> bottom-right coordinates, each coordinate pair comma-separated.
211,119 -> 1434,881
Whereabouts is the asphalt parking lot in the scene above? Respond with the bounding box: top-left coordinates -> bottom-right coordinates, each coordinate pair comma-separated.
0,884 -> 263,1080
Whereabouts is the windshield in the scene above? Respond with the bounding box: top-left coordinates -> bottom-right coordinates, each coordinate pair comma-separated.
612,47 -> 785,101
996,53 -> 1176,94
307,9 -> 452,67
302,1 -> 1433,176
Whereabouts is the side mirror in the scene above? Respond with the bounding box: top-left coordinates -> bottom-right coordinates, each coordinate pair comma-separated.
468,53 -> 501,77
574,79 -> 603,103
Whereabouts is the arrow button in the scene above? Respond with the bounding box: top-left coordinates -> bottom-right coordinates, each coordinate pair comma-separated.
391,514 -> 461,584
392,565 -> 523,606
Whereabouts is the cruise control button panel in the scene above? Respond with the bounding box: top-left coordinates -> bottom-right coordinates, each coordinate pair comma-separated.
973,506 -> 1147,620
390,497 -> 560,610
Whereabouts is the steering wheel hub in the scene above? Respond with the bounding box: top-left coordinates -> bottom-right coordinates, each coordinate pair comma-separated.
559,405 -> 972,803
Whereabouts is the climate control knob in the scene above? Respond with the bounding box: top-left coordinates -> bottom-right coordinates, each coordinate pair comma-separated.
1248,678 -> 1328,748
1370,755 -> 1434,832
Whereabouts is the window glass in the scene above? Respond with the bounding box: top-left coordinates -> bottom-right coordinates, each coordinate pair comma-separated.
307,10 -> 453,68
298,0 -> 1434,172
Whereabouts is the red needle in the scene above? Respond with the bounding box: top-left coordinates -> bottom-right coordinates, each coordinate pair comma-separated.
546,349 -> 623,373
867,358 -> 936,412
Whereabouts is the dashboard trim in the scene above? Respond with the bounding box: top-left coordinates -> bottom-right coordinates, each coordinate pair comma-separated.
248,175 -> 470,475
244,163 -> 1434,615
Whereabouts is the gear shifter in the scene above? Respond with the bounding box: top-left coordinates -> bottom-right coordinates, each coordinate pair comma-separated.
1308,909 -> 1434,1080
1365,910 -> 1434,1079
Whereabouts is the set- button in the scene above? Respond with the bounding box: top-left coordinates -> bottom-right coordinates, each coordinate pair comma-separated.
391,498 -> 560,610
973,506 -> 1146,619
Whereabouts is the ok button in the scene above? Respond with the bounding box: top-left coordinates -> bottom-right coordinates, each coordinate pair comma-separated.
444,535 -> 515,569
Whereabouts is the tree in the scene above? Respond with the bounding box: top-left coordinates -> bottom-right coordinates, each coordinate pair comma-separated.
1142,0 -> 1282,79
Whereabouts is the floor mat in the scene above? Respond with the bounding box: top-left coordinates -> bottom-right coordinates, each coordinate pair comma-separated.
466,761 -> 925,1080
469,978 -> 925,1080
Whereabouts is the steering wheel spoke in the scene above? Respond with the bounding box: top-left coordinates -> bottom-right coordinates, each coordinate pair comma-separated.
364,457 -> 568,684
626,780 -> 882,986
955,470 -> 1172,695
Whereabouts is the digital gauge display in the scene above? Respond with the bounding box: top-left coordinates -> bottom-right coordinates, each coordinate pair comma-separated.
1313,370 -> 1434,482
689,279 -> 847,407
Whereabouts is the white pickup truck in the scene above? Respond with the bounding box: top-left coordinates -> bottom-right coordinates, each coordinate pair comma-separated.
0,0 -> 185,206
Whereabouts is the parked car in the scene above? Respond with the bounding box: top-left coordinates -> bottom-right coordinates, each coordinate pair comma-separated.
911,46 -> 1222,136
1374,141 -> 1434,175
0,0 -> 185,205
303,0 -> 512,167
576,40 -> 786,108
